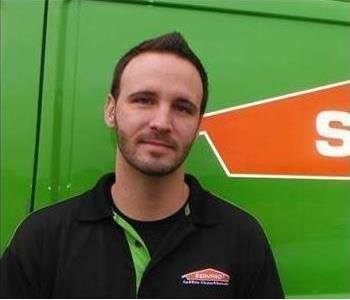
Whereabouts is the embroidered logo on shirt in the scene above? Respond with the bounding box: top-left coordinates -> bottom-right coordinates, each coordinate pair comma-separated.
181,268 -> 230,286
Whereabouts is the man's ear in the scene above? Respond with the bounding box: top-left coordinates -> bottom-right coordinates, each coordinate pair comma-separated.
104,94 -> 117,128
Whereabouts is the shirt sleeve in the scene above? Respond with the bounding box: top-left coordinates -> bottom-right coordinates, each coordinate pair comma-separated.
247,243 -> 285,298
0,217 -> 42,298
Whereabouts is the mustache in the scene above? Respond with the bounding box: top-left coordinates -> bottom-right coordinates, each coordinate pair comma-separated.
137,132 -> 178,149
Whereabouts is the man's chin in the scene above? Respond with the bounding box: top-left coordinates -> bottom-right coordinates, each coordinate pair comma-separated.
119,146 -> 186,177
135,164 -> 180,177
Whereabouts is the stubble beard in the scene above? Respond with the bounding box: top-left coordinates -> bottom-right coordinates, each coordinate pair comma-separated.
116,128 -> 195,177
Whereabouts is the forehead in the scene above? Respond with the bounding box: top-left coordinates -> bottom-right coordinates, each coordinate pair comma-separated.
119,52 -> 203,101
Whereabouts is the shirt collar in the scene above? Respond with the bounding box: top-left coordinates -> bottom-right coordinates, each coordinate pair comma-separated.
184,174 -> 220,226
74,172 -> 219,226
74,173 -> 115,221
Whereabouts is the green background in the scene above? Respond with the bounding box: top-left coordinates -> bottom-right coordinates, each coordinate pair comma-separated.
1,0 -> 349,297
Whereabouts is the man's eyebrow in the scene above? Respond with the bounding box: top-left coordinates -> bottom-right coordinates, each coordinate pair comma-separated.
127,90 -> 157,99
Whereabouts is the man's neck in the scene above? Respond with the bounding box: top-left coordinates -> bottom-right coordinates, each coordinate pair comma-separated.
111,155 -> 189,221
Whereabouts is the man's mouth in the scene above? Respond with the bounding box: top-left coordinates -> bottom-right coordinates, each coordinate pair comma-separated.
139,140 -> 175,149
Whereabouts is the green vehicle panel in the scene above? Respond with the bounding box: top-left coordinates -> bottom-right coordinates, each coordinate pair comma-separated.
1,0 -> 349,298
0,0 -> 46,253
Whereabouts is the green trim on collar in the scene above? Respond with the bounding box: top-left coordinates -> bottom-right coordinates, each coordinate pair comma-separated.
113,211 -> 151,294
184,202 -> 191,216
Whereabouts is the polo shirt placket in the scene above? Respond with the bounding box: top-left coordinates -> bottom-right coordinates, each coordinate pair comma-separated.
112,211 -> 151,294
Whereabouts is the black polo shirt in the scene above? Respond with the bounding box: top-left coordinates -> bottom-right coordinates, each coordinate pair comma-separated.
0,173 -> 284,298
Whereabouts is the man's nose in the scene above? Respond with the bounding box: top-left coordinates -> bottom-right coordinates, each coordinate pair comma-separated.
149,106 -> 172,132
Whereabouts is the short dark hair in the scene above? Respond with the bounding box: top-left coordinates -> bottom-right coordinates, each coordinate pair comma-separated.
110,32 -> 208,114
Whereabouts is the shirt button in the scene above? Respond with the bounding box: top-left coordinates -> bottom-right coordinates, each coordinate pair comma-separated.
135,240 -> 142,248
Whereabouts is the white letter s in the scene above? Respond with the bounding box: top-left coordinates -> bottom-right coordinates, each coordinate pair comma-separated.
316,110 -> 350,157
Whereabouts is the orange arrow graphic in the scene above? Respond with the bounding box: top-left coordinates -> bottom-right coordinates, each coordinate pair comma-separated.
200,81 -> 350,180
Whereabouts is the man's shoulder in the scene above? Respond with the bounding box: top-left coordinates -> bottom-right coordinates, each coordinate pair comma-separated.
27,192 -> 89,224
208,190 -> 263,229
4,173 -> 115,257
14,191 -> 90,239
18,173 -> 114,231
188,174 -> 267,240
205,190 -> 270,248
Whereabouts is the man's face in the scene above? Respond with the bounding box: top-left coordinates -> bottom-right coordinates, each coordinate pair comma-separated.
105,52 -> 203,176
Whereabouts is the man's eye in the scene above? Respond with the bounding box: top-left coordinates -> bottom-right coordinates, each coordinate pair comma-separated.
175,104 -> 193,114
133,97 -> 153,105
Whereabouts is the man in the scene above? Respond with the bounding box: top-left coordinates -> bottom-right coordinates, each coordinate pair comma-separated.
0,32 -> 284,298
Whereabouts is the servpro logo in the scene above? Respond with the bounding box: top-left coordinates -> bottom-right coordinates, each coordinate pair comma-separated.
182,268 -> 230,286
199,81 -> 350,180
